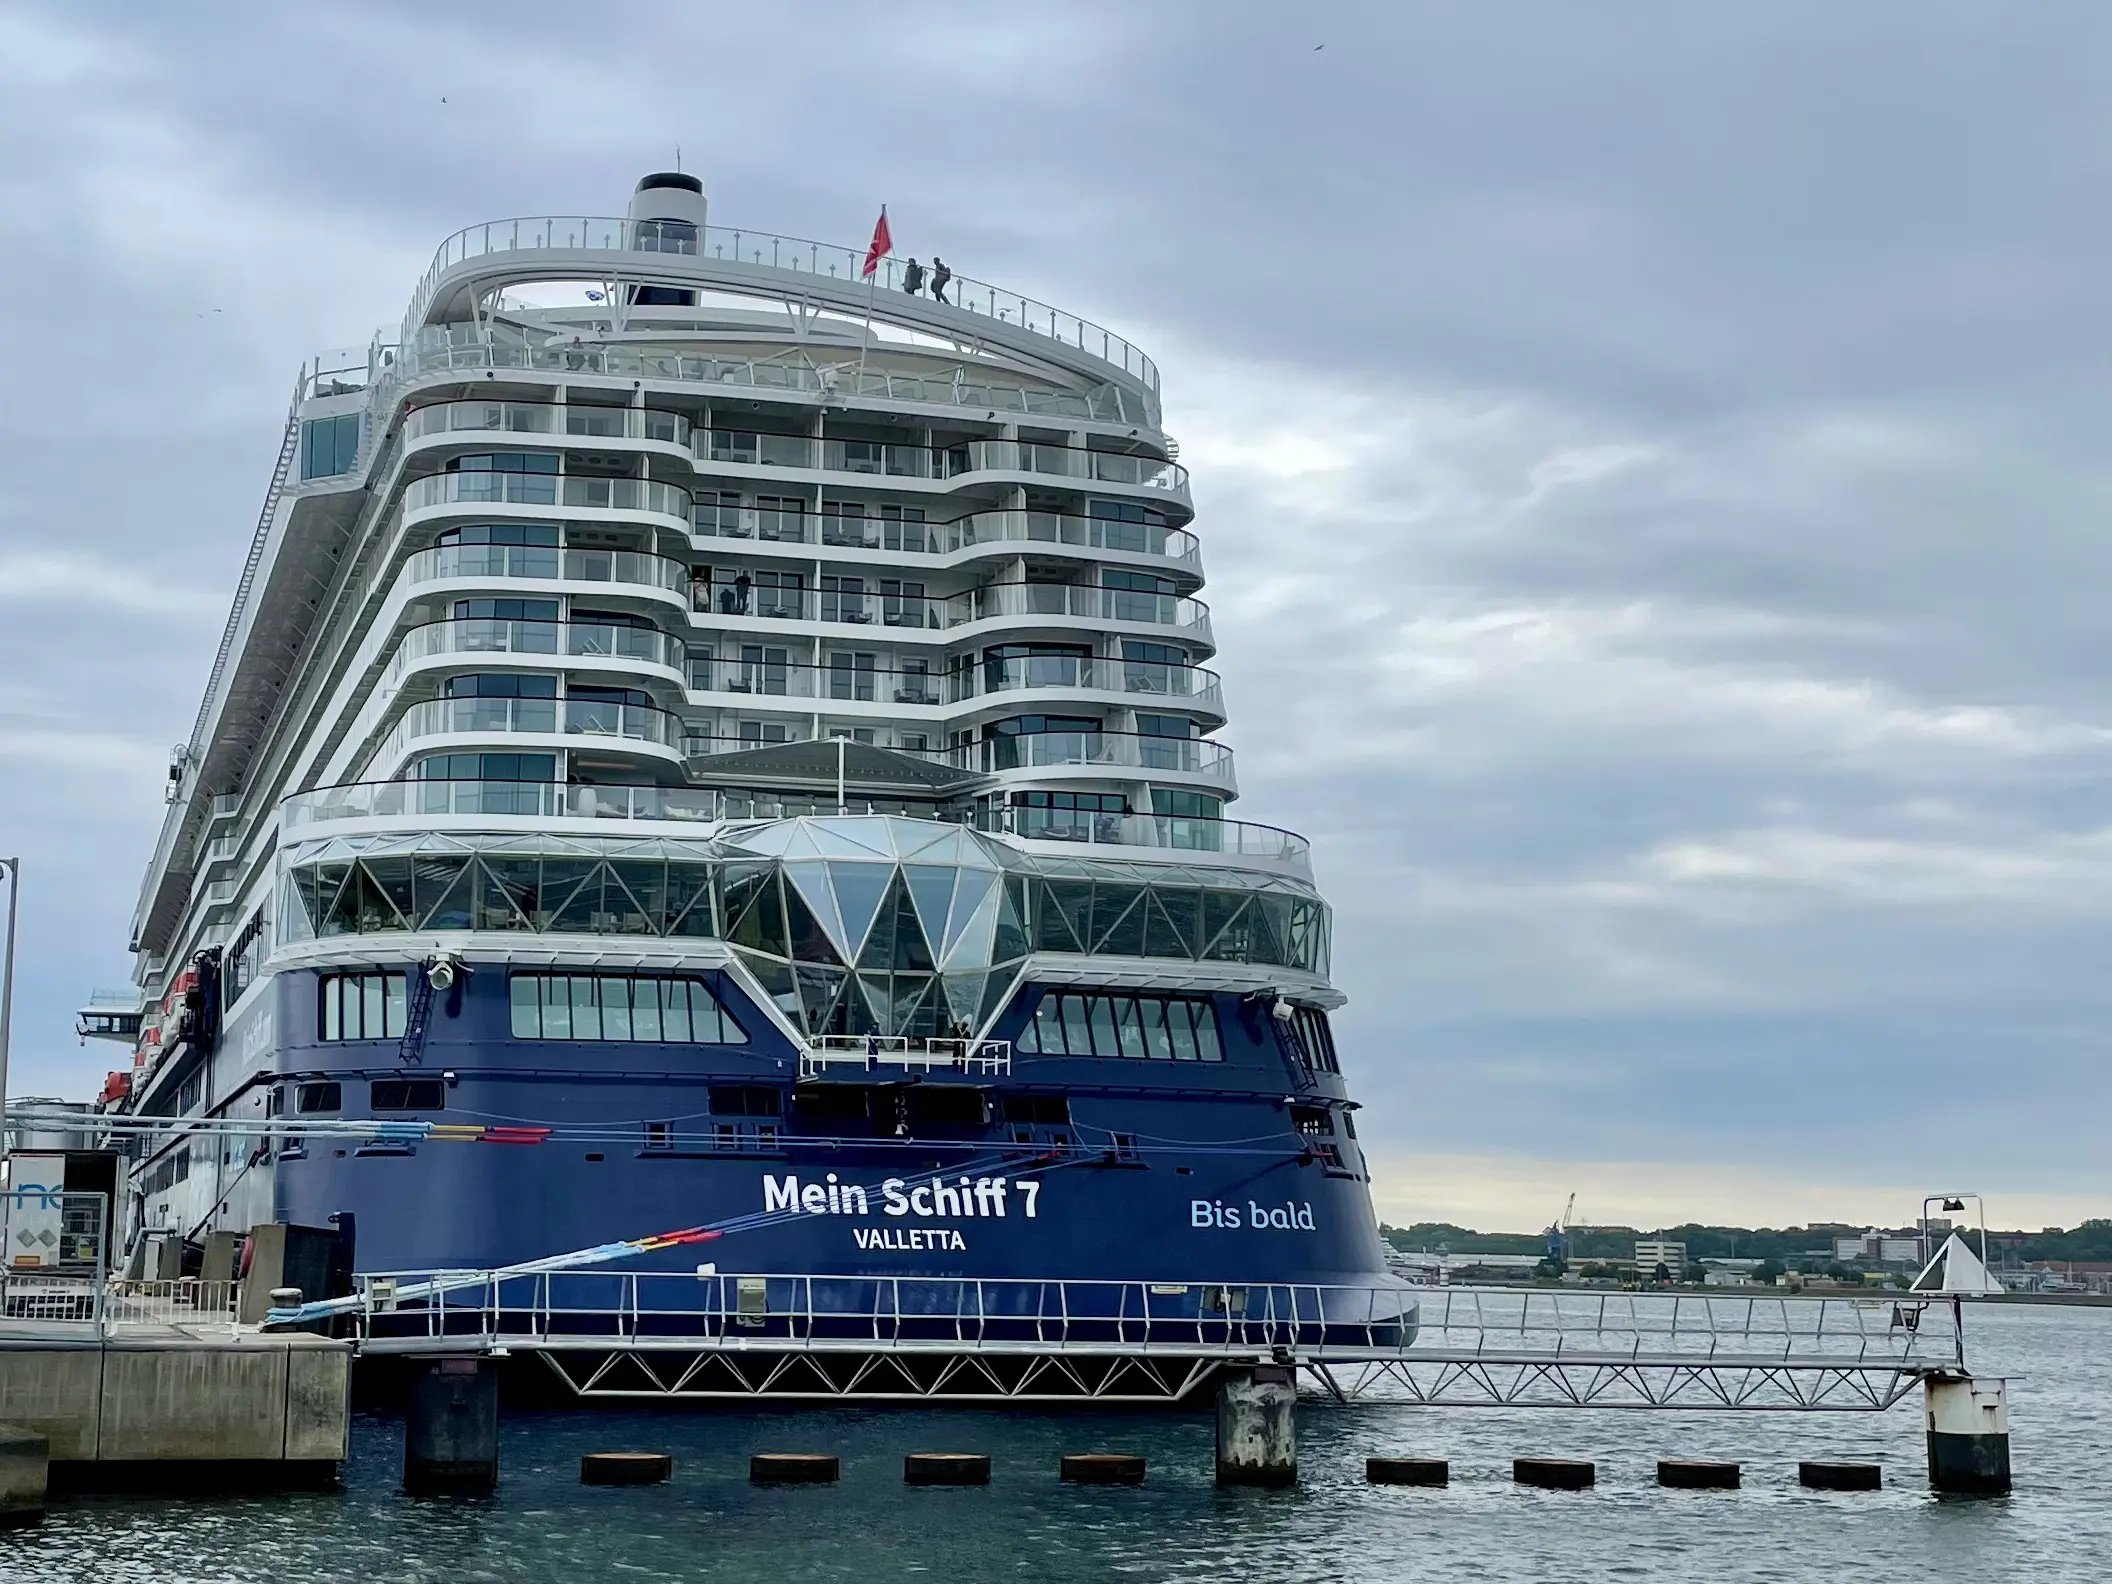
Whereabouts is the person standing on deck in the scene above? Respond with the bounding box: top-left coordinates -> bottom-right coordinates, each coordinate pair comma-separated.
902,258 -> 925,295
930,257 -> 952,304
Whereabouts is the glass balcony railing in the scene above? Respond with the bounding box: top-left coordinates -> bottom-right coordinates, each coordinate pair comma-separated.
403,544 -> 689,594
690,579 -> 1211,637
952,731 -> 1236,784
404,471 -> 693,520
371,696 -> 685,773
406,399 -> 692,447
405,217 -> 1160,393
692,432 -> 1187,495
692,507 -> 1199,568
281,781 -> 1305,870
683,654 -> 1222,713
390,619 -> 684,682
965,805 -> 1309,866
398,337 -> 1156,427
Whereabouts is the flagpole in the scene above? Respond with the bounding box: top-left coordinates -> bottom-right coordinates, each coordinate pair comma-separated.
858,205 -> 886,380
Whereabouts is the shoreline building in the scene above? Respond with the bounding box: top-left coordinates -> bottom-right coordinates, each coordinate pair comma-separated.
89,173 -> 1403,1299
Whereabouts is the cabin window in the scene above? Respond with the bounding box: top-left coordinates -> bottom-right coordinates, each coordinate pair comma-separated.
508,973 -> 745,1044
300,413 -> 361,480
1015,992 -> 1222,1061
370,1079 -> 445,1112
319,972 -> 407,1041
295,1082 -> 343,1115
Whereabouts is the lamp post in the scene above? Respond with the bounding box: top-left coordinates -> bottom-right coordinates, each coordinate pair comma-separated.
0,857 -> 16,1160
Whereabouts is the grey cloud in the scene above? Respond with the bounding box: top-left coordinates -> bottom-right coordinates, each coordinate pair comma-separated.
0,0 -> 2106,1211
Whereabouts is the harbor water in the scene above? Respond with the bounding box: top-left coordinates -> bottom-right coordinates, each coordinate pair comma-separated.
7,1303 -> 2108,1583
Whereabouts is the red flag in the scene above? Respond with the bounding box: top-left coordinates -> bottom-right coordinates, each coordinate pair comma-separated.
862,207 -> 892,278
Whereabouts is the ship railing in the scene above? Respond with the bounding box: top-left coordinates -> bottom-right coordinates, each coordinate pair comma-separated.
800,1037 -> 1012,1078
101,1278 -> 242,1333
396,338 -> 1154,426
350,1275 -> 1964,1380
402,217 -> 1161,394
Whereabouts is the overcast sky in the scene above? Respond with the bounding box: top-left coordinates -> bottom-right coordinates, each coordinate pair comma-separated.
2,0 -> 2108,1232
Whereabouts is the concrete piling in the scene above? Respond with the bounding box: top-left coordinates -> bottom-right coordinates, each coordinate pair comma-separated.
1366,1457 -> 1448,1486
1060,1454 -> 1146,1485
0,1424 -> 48,1527
1515,1458 -> 1595,1490
581,1452 -> 672,1486
1800,1461 -> 1882,1491
904,1453 -> 990,1486
1214,1365 -> 1297,1488
403,1358 -> 499,1497
750,1453 -> 838,1484
1658,1459 -> 1739,1489
1925,1374 -> 2011,1495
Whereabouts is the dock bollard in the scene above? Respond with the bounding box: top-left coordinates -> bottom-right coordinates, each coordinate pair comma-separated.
1060,1454 -> 1146,1485
1925,1374 -> 2011,1495
0,1424 -> 49,1528
750,1454 -> 839,1485
904,1453 -> 990,1486
1514,1458 -> 1595,1490
1658,1460 -> 1739,1489
1366,1457 -> 1448,1486
404,1358 -> 499,1497
1800,1462 -> 1882,1491
1215,1364 -> 1297,1487
582,1452 -> 672,1486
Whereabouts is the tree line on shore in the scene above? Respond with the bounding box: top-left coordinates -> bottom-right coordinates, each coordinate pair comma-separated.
1381,1219 -> 2112,1264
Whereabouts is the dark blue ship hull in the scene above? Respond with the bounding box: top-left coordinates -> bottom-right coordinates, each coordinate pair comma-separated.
256,964 -> 1388,1290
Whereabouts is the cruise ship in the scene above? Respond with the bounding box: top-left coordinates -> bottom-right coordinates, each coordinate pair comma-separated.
91,172 -> 1393,1300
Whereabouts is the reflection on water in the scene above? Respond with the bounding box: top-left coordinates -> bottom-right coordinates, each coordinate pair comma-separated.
9,1305 -> 2108,1584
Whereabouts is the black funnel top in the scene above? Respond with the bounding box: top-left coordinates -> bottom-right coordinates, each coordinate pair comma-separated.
636,172 -> 703,194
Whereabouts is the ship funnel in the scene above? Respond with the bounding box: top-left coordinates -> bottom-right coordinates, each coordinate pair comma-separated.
631,171 -> 706,230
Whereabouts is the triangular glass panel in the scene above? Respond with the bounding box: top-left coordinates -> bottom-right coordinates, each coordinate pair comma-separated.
943,866 -> 999,958
940,883 -> 999,970
1201,891 -> 1252,961
978,966 -> 1023,1029
312,863 -> 355,935
902,865 -> 958,948
857,972 -> 893,1033
827,862 -> 893,959
995,876 -> 1031,962
725,821 -> 803,857
362,858 -> 416,929
546,861 -> 609,933
781,874 -> 844,965
417,857 -> 476,931
731,874 -> 788,954
889,821 -> 964,861
809,820 -> 893,858
535,859 -> 597,930
735,949 -> 799,1017
1038,880 -> 1092,954
794,964 -> 847,1033
940,972 -> 986,1032
609,861 -> 667,934
411,857 -> 471,929
665,862 -> 717,939
477,856 -> 536,931
883,878 -> 934,971
1142,889 -> 1192,960
782,861 -> 843,955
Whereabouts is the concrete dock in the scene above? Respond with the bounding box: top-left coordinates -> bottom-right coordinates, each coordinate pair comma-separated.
0,1326 -> 349,1489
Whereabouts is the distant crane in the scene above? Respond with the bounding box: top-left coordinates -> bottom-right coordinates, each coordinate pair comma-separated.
1545,1193 -> 1577,1263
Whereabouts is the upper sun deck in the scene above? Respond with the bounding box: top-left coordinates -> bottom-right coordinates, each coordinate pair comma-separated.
402,216 -> 1159,422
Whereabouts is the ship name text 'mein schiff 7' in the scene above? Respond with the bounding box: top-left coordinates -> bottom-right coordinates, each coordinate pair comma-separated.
90,173 -> 1406,1362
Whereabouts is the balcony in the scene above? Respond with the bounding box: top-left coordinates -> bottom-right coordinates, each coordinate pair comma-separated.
279,780 -> 1307,874
407,399 -> 692,448
952,730 -> 1235,785
403,471 -> 693,524
691,579 -> 1211,641
402,543 -> 690,598
370,695 -> 687,774
390,617 -> 685,683
283,779 -> 934,831
686,654 -> 1223,715
401,337 -> 1157,427
692,431 -> 1186,498
693,507 -> 1199,570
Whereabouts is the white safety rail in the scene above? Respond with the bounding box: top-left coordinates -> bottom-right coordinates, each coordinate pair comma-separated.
348,1273 -> 1963,1409
1316,1287 -> 1967,1412
800,1037 -> 1012,1079
102,1279 -> 242,1335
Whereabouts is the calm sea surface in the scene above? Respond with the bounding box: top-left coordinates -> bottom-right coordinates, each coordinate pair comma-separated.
6,1303 -> 2107,1583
